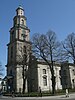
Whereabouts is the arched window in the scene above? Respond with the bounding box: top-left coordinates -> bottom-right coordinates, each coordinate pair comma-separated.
43,69 -> 46,74
22,19 -> 24,25
43,76 -> 47,86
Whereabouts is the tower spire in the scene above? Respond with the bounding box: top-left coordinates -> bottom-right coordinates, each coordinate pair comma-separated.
16,5 -> 24,16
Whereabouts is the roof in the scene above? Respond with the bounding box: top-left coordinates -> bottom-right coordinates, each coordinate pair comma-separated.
16,5 -> 24,11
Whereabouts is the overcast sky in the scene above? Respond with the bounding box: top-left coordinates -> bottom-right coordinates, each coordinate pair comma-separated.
0,0 -> 75,77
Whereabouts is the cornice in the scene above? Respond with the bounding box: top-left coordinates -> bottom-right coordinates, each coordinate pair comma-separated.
7,39 -> 31,46
13,15 -> 27,20
10,24 -> 30,32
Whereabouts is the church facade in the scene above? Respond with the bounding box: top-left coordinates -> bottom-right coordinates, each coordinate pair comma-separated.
6,6 -> 75,93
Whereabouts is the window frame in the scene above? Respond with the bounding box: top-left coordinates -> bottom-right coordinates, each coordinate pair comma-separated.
43,69 -> 46,74
43,75 -> 47,86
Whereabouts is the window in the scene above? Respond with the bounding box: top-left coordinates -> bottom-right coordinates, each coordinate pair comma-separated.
21,30 -> 26,41
43,69 -> 46,74
43,76 -> 47,86
72,69 -> 75,75
22,19 -> 24,25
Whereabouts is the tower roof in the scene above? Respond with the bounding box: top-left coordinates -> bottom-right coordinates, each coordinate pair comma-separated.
16,5 -> 24,11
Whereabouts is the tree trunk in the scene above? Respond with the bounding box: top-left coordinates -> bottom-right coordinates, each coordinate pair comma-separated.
23,78 -> 25,94
51,61 -> 55,95
22,65 -> 26,94
51,71 -> 55,95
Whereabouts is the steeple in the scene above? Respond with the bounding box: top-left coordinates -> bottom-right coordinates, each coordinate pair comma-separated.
13,5 -> 27,27
16,5 -> 24,16
6,6 -> 31,93
10,6 -> 30,42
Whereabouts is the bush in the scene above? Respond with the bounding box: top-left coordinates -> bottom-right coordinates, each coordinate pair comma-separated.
3,88 -> 75,97
55,89 -> 65,95
14,92 -> 52,97
69,88 -> 75,93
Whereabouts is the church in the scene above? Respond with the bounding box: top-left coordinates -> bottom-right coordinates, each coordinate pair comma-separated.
6,6 -> 75,93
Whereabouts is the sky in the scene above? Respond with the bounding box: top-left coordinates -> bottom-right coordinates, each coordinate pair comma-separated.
0,0 -> 75,77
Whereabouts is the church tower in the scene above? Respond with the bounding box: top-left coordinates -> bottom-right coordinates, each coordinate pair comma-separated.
6,6 -> 31,93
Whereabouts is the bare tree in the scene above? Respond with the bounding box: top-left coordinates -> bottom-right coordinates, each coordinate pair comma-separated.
62,32 -> 75,64
32,30 -> 60,95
